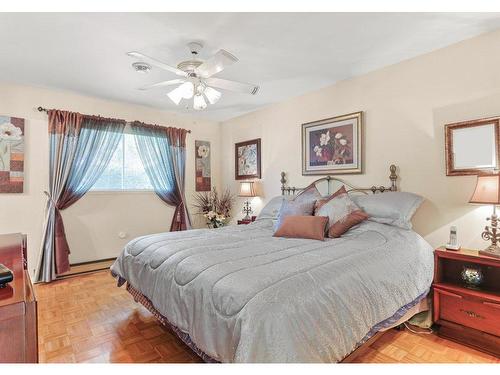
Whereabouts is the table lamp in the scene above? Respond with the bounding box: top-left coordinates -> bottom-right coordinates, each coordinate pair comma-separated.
469,174 -> 500,258
239,181 -> 256,220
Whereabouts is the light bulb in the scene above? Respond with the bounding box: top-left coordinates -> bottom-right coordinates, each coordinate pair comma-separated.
179,81 -> 194,99
167,86 -> 184,105
193,94 -> 207,110
204,86 -> 221,105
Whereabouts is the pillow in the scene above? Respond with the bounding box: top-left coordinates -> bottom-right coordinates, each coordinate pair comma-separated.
274,199 -> 316,230
315,192 -> 368,238
350,192 -> 424,230
256,195 -> 293,221
294,182 -> 321,204
314,185 -> 347,213
273,216 -> 329,240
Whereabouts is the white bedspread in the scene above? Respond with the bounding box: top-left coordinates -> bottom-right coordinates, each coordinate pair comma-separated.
111,219 -> 433,362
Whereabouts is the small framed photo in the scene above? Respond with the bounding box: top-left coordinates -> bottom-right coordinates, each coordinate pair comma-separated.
302,111 -> 363,175
235,138 -> 261,180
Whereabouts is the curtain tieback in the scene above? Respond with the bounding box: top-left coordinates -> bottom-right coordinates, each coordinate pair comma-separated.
44,190 -> 58,208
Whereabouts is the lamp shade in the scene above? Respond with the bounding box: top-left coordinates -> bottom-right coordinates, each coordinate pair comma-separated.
239,181 -> 256,197
469,174 -> 500,205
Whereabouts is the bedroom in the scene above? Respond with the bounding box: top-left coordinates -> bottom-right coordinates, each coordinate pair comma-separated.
0,0 -> 499,371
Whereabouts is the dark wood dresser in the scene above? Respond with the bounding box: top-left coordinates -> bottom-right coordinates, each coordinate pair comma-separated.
0,233 -> 38,363
433,247 -> 499,357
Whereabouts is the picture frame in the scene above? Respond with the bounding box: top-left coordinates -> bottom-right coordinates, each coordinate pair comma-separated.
195,140 -> 211,191
445,117 -> 500,176
0,115 -> 24,193
235,138 -> 261,180
302,111 -> 363,175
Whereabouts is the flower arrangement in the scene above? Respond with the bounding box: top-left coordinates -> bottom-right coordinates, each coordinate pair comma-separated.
193,187 -> 235,228
312,130 -> 352,165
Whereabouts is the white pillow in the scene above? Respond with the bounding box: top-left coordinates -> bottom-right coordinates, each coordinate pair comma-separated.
256,195 -> 293,221
350,192 -> 423,230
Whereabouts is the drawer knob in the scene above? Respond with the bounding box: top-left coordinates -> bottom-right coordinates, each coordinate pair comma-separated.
459,309 -> 484,319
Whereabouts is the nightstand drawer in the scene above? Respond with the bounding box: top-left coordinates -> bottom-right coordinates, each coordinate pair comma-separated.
435,288 -> 500,336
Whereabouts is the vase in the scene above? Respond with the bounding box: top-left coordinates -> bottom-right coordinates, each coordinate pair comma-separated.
461,265 -> 484,289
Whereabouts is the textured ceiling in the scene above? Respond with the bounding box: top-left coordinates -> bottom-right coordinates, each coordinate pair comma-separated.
0,12 -> 499,121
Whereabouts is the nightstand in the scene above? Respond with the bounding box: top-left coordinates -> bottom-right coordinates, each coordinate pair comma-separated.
237,216 -> 256,225
433,247 -> 500,357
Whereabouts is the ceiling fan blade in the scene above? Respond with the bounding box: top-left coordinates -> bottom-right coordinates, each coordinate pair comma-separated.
195,49 -> 238,78
127,51 -> 187,77
205,77 -> 259,95
138,79 -> 185,90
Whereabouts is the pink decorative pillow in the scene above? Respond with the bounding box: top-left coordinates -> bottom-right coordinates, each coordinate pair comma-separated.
315,191 -> 368,238
314,185 -> 347,213
328,210 -> 368,238
273,216 -> 329,241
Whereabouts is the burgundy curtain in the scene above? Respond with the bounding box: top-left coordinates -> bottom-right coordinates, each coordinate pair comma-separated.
36,110 -> 125,282
131,122 -> 191,232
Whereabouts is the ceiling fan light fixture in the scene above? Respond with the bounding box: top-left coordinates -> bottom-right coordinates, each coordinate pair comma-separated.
167,86 -> 184,105
193,94 -> 207,110
178,81 -> 194,99
204,86 -> 221,105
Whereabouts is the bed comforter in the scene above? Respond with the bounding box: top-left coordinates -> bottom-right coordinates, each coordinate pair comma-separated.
111,219 -> 433,362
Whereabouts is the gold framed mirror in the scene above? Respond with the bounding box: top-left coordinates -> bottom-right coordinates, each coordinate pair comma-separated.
445,117 -> 500,176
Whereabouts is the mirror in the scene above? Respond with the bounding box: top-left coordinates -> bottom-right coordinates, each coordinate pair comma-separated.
445,117 -> 500,176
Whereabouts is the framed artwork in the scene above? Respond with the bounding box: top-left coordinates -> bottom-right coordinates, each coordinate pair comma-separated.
195,140 -> 211,191
235,138 -> 261,180
445,117 -> 500,176
0,115 -> 24,193
302,111 -> 363,175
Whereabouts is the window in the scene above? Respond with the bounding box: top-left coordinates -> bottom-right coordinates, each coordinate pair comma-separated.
91,132 -> 153,191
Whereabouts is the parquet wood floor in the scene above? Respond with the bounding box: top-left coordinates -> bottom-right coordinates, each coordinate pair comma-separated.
34,270 -> 499,363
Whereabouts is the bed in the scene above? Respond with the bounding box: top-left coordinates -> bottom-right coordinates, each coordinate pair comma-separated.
111,165 -> 434,363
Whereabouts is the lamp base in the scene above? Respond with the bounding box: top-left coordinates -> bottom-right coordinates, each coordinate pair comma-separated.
479,245 -> 500,259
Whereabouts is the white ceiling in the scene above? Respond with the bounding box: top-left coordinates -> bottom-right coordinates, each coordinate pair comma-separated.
1,13 -> 500,121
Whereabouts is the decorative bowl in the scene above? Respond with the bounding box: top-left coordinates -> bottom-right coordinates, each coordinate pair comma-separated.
461,265 -> 484,288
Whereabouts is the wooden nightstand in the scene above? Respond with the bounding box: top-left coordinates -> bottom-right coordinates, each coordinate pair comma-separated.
237,216 -> 256,225
433,247 -> 500,357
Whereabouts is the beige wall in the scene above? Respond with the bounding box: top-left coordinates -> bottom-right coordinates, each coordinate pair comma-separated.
221,29 -> 500,250
0,83 -> 221,277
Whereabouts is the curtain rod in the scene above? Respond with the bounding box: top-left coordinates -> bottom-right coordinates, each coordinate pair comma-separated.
37,106 -> 191,133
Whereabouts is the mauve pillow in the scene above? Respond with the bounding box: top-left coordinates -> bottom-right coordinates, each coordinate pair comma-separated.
314,185 -> 347,213
315,192 -> 368,238
350,192 -> 423,230
274,199 -> 316,230
273,216 -> 329,240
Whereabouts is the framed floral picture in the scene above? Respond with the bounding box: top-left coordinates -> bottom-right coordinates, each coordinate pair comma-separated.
0,115 -> 24,193
235,138 -> 261,180
302,112 -> 363,175
195,140 -> 211,191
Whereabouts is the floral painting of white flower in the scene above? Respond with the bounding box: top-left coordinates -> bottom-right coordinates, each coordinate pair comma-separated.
319,130 -> 330,146
305,112 -> 362,175
195,140 -> 211,191
197,144 -> 210,158
0,122 -> 22,141
0,115 -> 25,193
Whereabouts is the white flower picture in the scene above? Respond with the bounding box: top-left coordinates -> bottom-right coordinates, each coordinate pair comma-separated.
0,122 -> 22,141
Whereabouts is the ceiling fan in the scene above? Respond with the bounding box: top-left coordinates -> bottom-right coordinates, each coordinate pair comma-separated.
128,42 -> 259,110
